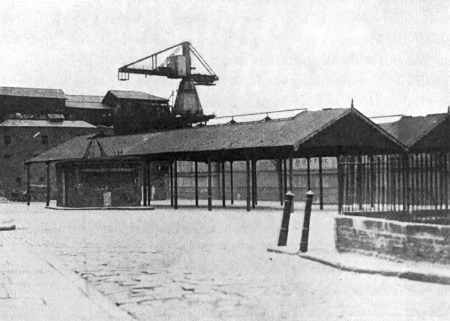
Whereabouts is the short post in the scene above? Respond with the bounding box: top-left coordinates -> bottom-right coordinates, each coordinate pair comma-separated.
277,191 -> 295,246
300,190 -> 314,252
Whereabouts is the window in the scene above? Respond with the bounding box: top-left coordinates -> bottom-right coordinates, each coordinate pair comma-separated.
4,135 -> 11,146
16,177 -> 21,185
41,135 -> 48,145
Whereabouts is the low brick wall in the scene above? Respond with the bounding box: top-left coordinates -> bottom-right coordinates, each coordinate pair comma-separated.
335,216 -> 450,264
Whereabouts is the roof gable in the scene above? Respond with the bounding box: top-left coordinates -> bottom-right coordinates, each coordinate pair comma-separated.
298,109 -> 406,155
380,114 -> 447,148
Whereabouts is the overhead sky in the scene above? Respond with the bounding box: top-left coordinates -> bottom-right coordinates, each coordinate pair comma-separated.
0,0 -> 448,118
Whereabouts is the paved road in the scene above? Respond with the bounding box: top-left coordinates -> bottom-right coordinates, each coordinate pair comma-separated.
2,203 -> 450,321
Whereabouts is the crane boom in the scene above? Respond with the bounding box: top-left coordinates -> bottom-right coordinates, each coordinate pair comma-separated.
118,41 -> 218,85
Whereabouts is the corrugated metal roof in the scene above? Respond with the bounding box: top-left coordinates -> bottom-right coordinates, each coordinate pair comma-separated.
0,119 -> 97,128
106,90 -> 168,101
26,108 -> 404,164
0,86 -> 65,99
65,94 -> 111,110
379,114 -> 447,148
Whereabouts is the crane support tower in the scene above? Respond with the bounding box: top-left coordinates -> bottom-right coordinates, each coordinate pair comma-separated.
118,42 -> 218,124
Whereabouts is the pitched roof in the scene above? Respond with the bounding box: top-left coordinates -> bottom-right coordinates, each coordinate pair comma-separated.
65,94 -> 111,110
0,86 -> 65,99
379,114 -> 447,148
26,108 -> 404,164
105,90 -> 168,102
0,119 -> 97,128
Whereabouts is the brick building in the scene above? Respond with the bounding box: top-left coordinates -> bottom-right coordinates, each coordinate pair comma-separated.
0,85 -> 172,201
0,118 -> 102,200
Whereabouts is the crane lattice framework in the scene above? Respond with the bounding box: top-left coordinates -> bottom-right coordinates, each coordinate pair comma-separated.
118,41 -> 218,124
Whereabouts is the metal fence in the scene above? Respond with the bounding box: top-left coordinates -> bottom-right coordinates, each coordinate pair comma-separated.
339,153 -> 450,220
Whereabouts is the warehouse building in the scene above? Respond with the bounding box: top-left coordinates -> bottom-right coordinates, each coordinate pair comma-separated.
0,85 -> 171,201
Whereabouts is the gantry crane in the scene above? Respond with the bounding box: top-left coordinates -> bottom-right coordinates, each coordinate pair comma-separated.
118,41 -> 218,124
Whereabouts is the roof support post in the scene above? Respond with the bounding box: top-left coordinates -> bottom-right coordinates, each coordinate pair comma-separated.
221,161 -> 226,207
207,158 -> 212,211
369,155 -> 375,208
319,156 -> 323,210
26,164 -> 31,206
46,162 -> 51,207
216,162 -> 221,200
147,160 -> 151,206
306,157 -> 311,191
445,153 -> 448,210
169,161 -> 173,207
246,158 -> 251,212
194,161 -> 199,207
173,160 -> 178,210
277,159 -> 283,206
402,153 -> 408,212
337,156 -> 343,214
61,166 -> 66,207
288,156 -> 293,192
434,153 -> 439,210
229,161 -> 234,205
251,159 -> 257,208
283,159 -> 287,196
142,161 -> 148,206
357,155 -> 362,210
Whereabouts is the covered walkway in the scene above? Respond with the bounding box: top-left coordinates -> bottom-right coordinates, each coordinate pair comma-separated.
25,107 -> 404,210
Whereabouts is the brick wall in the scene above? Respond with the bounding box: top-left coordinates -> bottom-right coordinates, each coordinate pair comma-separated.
335,216 -> 450,264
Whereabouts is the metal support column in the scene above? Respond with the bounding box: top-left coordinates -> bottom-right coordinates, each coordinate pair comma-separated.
143,161 -> 148,206
173,160 -> 178,209
229,161 -> 234,205
147,161 -> 151,206
246,159 -> 251,212
194,161 -> 199,207
252,159 -> 257,208
26,164 -> 31,206
169,161 -> 173,206
277,159 -> 283,205
288,156 -> 293,191
319,156 -> 323,210
306,157 -> 311,190
221,161 -> 226,207
207,159 -> 212,211
46,162 -> 50,207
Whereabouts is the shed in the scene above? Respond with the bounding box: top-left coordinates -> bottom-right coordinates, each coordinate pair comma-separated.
25,107 -> 404,209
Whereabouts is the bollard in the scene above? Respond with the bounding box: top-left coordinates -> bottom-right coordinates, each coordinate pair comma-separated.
300,190 -> 314,252
277,191 -> 294,246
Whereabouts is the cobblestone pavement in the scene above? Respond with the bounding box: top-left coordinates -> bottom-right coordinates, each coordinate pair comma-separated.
1,202 -> 450,321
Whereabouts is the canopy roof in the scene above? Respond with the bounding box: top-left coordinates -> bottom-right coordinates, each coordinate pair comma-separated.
26,107 -> 404,164
380,113 -> 450,152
